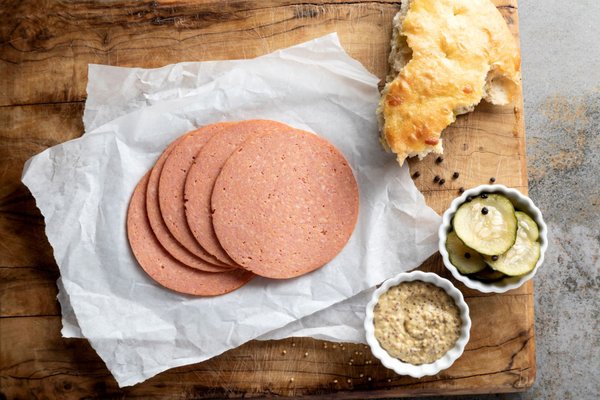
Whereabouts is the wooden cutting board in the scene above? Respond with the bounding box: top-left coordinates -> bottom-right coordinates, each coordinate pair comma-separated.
0,0 -> 535,397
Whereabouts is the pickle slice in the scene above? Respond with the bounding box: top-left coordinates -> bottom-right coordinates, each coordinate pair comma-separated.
446,231 -> 486,274
453,194 -> 517,256
514,211 -> 540,242
485,211 -> 541,276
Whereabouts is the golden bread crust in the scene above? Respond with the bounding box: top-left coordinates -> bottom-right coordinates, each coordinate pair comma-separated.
380,0 -> 521,165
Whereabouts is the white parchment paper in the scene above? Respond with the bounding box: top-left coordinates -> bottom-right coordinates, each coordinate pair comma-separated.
23,34 -> 440,387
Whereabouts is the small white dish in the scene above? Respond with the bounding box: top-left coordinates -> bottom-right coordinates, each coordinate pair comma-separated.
364,271 -> 471,378
439,184 -> 548,293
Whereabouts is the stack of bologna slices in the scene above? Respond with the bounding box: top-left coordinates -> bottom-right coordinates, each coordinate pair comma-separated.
127,120 -> 360,296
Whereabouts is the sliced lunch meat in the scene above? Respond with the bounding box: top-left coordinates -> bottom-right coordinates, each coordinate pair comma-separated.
127,173 -> 254,296
146,137 -> 231,273
158,124 -> 233,267
184,120 -> 296,266
211,128 -> 359,279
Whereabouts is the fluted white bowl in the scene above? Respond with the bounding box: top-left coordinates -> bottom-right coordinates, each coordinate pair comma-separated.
364,271 -> 471,378
439,184 -> 548,293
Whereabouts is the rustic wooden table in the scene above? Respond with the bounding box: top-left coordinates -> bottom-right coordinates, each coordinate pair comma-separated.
1,0 -> 535,398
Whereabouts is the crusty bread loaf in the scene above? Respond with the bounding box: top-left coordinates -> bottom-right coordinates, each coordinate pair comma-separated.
378,0 -> 522,165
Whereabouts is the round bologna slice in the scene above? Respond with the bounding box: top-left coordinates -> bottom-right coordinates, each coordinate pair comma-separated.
128,173 -> 254,296
184,120 -> 296,266
211,129 -> 360,279
147,136 -> 231,273
158,124 -> 233,268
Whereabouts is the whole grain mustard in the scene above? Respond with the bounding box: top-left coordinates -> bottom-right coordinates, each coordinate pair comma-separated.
373,281 -> 461,365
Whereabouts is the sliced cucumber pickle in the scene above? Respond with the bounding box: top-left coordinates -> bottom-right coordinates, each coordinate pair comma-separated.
446,231 -> 486,274
485,211 -> 541,276
471,267 -> 506,283
453,194 -> 517,256
514,211 -> 540,242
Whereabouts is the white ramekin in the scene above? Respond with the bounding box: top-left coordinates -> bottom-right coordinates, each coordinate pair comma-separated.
438,184 -> 548,293
364,271 -> 471,378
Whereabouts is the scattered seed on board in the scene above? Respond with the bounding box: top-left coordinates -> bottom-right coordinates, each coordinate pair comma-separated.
368,377 -> 372,382
360,374 -> 364,378
333,379 -> 338,384
347,379 -> 352,384
434,175 -> 441,183
452,172 -> 460,179
289,378 -> 294,383
292,342 -> 296,347
439,178 -> 446,186
459,187 -> 465,194
436,156 -> 444,163
304,352 -> 308,357
412,171 -> 421,179
282,350 -> 287,355
490,177 -> 496,183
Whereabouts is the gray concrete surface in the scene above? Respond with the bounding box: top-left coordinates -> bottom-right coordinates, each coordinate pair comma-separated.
513,1 -> 599,397
520,0 -> 600,396
419,1 -> 600,399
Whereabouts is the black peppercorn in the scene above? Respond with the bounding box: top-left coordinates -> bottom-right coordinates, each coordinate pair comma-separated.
464,252 -> 471,259
481,207 -> 489,215
466,196 -> 473,202
481,193 -> 488,199
490,177 -> 496,183
439,178 -> 446,185
412,171 -> 421,178
452,172 -> 459,179
491,255 -> 499,261
436,156 -> 444,163
459,187 -> 465,194
434,175 -> 441,183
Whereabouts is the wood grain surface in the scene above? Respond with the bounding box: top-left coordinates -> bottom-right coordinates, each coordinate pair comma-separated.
0,0 -> 535,398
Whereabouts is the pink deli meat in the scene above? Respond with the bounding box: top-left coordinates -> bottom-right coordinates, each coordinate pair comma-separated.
146,136 -> 231,273
184,120 -> 296,266
158,124 -> 235,268
211,128 -> 359,279
127,173 -> 254,296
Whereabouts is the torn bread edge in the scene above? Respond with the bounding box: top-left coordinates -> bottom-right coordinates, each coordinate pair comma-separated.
376,0 -> 440,162
377,0 -> 521,166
